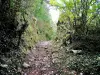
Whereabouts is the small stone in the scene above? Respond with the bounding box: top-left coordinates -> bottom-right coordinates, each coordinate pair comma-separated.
80,72 -> 83,75
72,50 -> 82,54
23,62 -> 30,68
41,67 -> 47,70
0,64 -> 8,68
33,47 -> 36,50
24,73 -> 27,75
97,57 -> 100,60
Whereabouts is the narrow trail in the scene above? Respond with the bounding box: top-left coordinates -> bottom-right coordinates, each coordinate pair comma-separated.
22,41 -> 57,75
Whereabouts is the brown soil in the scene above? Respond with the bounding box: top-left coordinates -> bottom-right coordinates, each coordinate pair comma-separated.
22,41 -> 58,75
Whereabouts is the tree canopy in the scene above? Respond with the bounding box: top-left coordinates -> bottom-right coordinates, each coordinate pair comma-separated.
50,0 -> 100,35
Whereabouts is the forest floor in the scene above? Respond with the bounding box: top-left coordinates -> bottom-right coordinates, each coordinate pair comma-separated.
22,41 -> 58,75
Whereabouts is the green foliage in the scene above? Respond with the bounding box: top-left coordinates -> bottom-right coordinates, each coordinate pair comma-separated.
51,0 -> 100,74
14,0 -> 55,52
0,0 -> 25,74
0,0 -> 54,74
51,0 -> 100,35
21,0 -> 55,51
58,53 -> 100,75
37,20 -> 54,40
34,1 -> 50,22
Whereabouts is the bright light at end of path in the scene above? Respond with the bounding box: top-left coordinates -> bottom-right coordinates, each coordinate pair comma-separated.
49,8 -> 60,24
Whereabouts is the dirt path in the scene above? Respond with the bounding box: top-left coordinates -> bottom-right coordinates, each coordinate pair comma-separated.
22,41 -> 57,75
